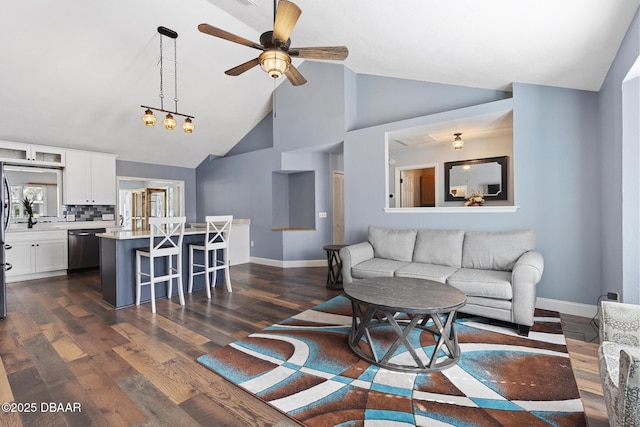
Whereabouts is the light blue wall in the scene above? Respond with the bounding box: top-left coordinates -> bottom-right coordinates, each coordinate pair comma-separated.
194,54 -> 616,307
353,74 -> 511,130
196,148 -> 284,260
226,113 -> 273,157
196,61 -> 516,262
599,7 -> 640,304
196,62 -> 345,262
342,85 -> 600,305
116,160 -> 197,223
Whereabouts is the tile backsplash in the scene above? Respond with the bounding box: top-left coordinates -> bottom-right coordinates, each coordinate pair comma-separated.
63,205 -> 115,222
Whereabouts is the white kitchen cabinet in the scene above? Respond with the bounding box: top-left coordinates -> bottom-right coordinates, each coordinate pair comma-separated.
64,150 -> 116,205
5,230 -> 68,282
0,141 -> 65,167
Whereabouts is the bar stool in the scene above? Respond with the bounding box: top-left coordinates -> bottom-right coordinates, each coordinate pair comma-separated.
188,215 -> 233,298
135,216 -> 186,313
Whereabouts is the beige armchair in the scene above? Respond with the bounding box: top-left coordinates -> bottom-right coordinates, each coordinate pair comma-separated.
598,301 -> 640,427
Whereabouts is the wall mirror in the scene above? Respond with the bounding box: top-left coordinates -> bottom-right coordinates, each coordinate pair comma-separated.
444,156 -> 508,201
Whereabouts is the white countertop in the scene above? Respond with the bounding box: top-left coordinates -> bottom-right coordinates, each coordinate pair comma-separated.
8,220 -> 119,233
97,219 -> 250,240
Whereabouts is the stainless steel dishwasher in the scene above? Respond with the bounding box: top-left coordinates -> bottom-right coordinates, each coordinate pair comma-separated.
67,228 -> 106,270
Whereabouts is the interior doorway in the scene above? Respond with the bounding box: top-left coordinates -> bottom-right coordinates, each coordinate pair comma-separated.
396,164 -> 437,208
117,176 -> 185,231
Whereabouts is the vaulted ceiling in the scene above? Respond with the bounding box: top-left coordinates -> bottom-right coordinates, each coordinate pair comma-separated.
0,0 -> 637,168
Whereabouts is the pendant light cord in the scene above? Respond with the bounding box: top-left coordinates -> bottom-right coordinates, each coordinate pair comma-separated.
159,35 -> 165,110
173,37 -> 178,113
159,33 -> 179,113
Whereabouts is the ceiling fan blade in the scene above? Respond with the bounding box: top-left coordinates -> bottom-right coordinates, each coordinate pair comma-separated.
289,46 -> 349,61
272,0 -> 301,44
285,64 -> 307,86
198,24 -> 264,50
225,58 -> 261,76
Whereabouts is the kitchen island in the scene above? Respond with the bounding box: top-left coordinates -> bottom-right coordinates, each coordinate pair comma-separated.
98,219 -> 250,309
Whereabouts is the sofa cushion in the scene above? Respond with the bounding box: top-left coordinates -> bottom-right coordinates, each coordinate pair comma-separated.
413,229 -> 465,268
352,258 -> 409,279
462,229 -> 536,271
368,226 -> 417,262
395,262 -> 458,283
447,268 -> 513,300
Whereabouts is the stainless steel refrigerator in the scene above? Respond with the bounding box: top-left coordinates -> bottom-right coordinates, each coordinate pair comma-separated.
1,163 -> 12,319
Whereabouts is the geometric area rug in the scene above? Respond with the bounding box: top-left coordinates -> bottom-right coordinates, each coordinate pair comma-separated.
197,295 -> 586,426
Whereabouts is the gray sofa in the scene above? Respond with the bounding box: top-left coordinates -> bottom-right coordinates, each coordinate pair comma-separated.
339,226 -> 544,336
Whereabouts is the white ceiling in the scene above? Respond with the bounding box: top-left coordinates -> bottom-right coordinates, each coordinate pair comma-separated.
0,0 -> 637,168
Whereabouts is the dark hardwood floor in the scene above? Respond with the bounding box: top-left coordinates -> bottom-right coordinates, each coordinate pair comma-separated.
0,264 -> 608,426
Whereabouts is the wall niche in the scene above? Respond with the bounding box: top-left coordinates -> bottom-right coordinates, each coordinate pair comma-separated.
272,171 -> 315,230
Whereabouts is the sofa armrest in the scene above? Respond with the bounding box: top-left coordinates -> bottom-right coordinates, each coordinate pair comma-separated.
599,301 -> 640,345
618,347 -> 640,426
510,251 -> 544,327
339,242 -> 374,284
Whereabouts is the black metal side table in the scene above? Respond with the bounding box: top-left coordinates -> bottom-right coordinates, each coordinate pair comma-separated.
323,244 -> 346,290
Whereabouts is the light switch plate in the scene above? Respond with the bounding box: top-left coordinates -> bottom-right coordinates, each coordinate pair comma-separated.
67,214 -> 76,222
102,213 -> 115,221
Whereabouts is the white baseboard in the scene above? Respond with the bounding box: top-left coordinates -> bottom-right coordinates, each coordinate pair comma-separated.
7,270 -> 67,283
250,257 -> 326,268
536,297 -> 598,318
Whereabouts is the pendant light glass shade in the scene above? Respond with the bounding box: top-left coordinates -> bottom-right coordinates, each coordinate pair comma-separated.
163,113 -> 177,130
453,133 -> 464,151
182,117 -> 195,134
142,109 -> 156,126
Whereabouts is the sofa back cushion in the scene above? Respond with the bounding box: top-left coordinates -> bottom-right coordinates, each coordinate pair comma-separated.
462,229 -> 536,271
413,229 -> 465,267
368,226 -> 417,262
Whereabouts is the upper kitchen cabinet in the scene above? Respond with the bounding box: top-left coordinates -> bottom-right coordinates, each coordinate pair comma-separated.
0,141 -> 66,167
64,150 -> 116,205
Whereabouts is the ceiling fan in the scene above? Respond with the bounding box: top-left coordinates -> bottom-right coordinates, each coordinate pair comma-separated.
198,0 -> 348,86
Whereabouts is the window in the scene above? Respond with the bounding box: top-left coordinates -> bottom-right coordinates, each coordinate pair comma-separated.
11,185 -> 47,219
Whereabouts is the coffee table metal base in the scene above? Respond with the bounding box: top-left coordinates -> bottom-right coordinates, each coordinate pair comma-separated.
348,301 -> 461,373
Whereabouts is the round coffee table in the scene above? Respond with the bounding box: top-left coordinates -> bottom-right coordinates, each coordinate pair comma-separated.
344,277 -> 467,373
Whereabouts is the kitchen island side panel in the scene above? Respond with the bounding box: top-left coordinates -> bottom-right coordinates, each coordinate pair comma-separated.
100,234 -> 212,309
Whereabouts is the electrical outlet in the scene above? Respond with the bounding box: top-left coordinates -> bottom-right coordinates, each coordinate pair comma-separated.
607,292 -> 620,301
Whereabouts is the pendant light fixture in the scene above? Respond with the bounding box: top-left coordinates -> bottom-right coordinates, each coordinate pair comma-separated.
452,133 -> 464,150
141,26 -> 195,133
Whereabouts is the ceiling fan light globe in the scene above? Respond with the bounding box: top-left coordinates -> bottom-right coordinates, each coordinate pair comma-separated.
259,50 -> 291,80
